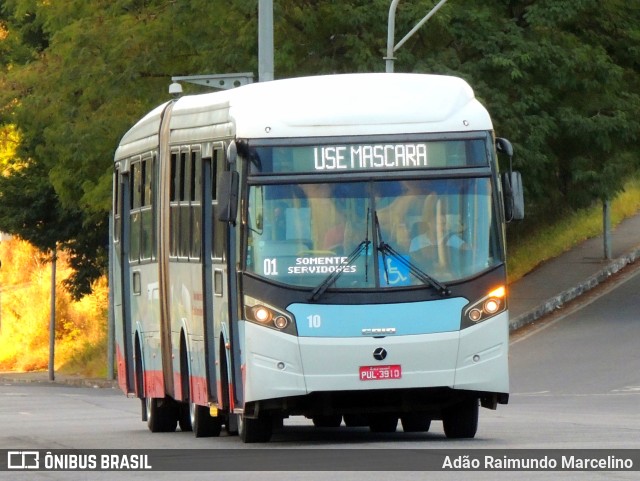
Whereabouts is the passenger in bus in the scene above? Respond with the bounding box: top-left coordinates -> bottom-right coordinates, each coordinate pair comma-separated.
321,197 -> 349,252
323,215 -> 345,251
343,219 -> 367,253
409,221 -> 432,252
439,203 -> 466,248
409,217 -> 466,252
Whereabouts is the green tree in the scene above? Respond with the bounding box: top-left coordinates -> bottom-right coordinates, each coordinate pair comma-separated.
1,0 -> 639,295
0,160 -> 81,253
395,0 -> 640,218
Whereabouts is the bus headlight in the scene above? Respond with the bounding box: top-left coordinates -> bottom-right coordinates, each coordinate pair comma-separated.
462,285 -> 506,327
252,305 -> 272,323
244,296 -> 297,335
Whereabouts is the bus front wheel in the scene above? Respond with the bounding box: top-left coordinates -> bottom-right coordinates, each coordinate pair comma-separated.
312,414 -> 342,428
401,414 -> 431,432
369,415 -> 398,433
239,413 -> 273,443
442,398 -> 478,439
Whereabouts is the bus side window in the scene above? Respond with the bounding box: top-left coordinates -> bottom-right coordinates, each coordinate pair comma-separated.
113,169 -> 121,243
169,152 -> 179,258
179,150 -> 191,259
140,155 -> 154,261
190,149 -> 202,260
129,159 -> 141,263
212,148 -> 225,260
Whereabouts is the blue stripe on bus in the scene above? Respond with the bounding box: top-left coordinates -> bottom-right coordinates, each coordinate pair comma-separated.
288,297 -> 468,338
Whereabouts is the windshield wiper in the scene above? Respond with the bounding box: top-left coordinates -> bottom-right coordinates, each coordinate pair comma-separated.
309,208 -> 371,302
309,240 -> 370,302
374,212 -> 450,297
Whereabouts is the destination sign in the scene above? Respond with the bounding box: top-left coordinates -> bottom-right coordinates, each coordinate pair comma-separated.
314,144 -> 428,171
250,139 -> 487,174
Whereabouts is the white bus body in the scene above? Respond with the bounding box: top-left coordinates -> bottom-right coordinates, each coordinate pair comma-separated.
113,73 -> 513,442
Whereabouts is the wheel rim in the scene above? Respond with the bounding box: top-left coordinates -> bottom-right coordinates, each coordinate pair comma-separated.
145,398 -> 152,423
237,414 -> 244,436
189,402 -> 197,427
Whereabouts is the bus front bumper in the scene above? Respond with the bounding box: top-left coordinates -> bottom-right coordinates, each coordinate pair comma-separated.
241,311 -> 509,405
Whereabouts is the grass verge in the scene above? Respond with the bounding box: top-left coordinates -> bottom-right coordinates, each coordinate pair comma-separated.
507,176 -> 640,283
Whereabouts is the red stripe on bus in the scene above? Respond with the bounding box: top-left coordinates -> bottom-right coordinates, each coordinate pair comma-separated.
115,345 -> 129,394
143,370 -> 165,398
173,371 -> 183,401
190,375 -> 208,405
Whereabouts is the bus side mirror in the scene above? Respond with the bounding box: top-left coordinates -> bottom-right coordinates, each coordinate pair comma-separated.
227,141 -> 238,165
495,137 -> 513,157
502,171 -> 525,222
495,137 -> 524,222
218,171 -> 239,223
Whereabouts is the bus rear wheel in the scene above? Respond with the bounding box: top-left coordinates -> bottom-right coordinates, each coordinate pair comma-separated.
239,413 -> 273,443
442,398 -> 478,439
146,397 -> 178,433
190,402 -> 222,438
178,403 -> 192,432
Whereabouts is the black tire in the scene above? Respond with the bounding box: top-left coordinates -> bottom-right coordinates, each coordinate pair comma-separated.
369,415 -> 398,433
146,397 -> 178,433
239,413 -> 273,443
218,340 -> 239,435
312,415 -> 342,428
401,414 -> 431,432
343,414 -> 368,427
191,402 -> 222,438
442,398 -> 479,439
178,403 -> 192,432
178,336 -> 192,432
226,413 -> 240,435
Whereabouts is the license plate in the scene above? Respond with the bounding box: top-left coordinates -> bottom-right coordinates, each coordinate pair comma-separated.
359,365 -> 402,381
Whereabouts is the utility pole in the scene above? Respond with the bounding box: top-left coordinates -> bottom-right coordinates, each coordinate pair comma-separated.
0,258 -> 2,334
603,199 -> 612,260
169,1 -> 271,92
386,0 -> 451,73
259,0 -> 274,82
48,246 -> 57,381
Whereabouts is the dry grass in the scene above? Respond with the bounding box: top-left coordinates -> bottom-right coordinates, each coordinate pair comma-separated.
507,176 -> 640,283
0,238 -> 108,376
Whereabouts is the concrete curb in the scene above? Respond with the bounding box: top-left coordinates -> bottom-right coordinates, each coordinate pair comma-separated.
0,373 -> 117,389
509,247 -> 640,332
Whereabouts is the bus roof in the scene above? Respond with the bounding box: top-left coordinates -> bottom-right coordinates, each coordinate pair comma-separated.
115,73 -> 492,161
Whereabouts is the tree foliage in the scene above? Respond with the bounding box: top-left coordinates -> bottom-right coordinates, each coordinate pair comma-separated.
0,0 -> 639,295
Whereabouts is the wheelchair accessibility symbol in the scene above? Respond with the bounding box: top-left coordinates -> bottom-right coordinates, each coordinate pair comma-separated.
378,256 -> 411,286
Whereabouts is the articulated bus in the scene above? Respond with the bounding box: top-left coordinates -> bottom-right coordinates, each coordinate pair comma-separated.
112,73 -> 524,443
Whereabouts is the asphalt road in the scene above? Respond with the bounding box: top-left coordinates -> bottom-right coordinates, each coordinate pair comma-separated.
1,267 -> 639,480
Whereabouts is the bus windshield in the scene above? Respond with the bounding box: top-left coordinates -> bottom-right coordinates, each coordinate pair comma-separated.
245,178 -> 501,288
